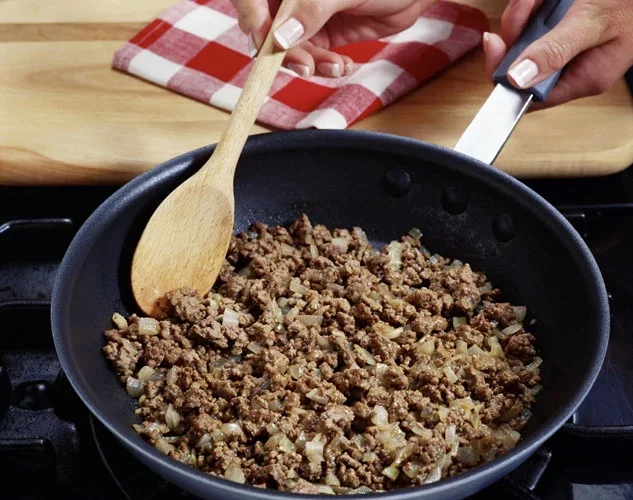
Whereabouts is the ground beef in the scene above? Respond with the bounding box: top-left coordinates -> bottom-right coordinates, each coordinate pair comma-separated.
103,215 -> 542,495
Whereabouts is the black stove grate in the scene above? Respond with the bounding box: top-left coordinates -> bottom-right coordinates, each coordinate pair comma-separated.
1,173 -> 633,499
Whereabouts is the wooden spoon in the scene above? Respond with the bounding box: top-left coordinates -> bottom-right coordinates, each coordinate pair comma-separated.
131,5 -> 289,316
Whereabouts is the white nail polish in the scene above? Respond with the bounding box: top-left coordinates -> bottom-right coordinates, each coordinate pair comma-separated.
344,63 -> 354,75
508,59 -> 538,88
247,33 -> 257,58
287,63 -> 311,79
317,62 -> 342,78
274,18 -> 305,49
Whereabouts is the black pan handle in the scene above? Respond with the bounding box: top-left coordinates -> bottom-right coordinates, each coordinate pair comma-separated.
492,0 -> 575,101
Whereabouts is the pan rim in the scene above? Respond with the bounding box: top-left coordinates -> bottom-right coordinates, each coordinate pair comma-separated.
51,128 -> 610,499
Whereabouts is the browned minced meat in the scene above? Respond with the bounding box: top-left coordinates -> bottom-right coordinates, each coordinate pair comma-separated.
103,215 -> 542,495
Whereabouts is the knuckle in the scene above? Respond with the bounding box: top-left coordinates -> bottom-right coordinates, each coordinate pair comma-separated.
298,0 -> 329,21
538,38 -> 572,70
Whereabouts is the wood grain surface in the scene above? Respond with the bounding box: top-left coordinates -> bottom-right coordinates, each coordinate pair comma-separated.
1,0 -> 633,185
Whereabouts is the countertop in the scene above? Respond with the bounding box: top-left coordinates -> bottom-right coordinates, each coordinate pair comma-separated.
1,0 -> 633,185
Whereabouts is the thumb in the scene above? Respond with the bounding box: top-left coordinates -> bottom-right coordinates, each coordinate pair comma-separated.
272,0 -> 354,50
506,4 -> 605,89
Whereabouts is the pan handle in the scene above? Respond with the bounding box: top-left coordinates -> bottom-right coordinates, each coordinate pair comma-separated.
492,0 -> 575,102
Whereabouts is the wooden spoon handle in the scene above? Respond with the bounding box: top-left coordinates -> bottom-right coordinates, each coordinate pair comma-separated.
201,0 -> 291,185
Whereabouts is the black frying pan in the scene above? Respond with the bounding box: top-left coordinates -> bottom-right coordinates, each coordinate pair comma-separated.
51,0 -> 609,498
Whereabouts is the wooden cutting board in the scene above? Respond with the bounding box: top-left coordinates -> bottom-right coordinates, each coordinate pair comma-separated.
1,0 -> 633,185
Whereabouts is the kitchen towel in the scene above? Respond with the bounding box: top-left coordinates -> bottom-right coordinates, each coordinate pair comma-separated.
113,0 -> 489,130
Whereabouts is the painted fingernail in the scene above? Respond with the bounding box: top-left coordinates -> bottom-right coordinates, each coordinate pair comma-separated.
287,63 -> 311,79
344,62 -> 355,75
508,58 -> 538,88
247,33 -> 258,58
317,62 -> 342,78
274,18 -> 305,49
482,31 -> 490,44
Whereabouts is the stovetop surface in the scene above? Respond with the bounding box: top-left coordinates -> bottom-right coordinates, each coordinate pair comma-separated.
2,158 -> 633,499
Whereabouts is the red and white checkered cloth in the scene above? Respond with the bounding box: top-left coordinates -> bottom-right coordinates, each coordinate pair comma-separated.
113,0 -> 488,130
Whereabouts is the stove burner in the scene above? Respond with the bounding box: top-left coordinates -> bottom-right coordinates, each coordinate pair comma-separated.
2,164 -> 633,498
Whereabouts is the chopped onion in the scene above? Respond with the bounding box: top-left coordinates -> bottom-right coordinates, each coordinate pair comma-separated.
456,339 -> 468,354
112,313 -> 128,329
313,484 -> 335,495
445,424 -> 458,455
138,317 -> 160,336
500,323 -> 523,337
306,388 -> 329,405
354,227 -> 369,243
487,336 -> 505,358
352,486 -> 374,494
165,404 -> 181,430
382,464 -> 400,481
327,283 -> 344,293
513,306 -> 527,322
362,452 -> 377,463
411,423 -> 433,439
403,461 -> 423,479
211,429 -> 225,442
305,434 -> 325,463
289,364 -> 305,379
279,435 -> 297,453
424,465 -> 442,484
309,244 -> 319,258
493,424 -> 521,449
154,439 -> 174,455
221,422 -> 242,438
138,366 -> 155,383
449,259 -> 464,268
386,241 -> 403,270
354,344 -> 376,365
297,314 -> 323,326
222,308 -> 239,327
325,473 -> 341,487
526,357 -> 543,372
286,306 -> 300,321
224,462 -> 246,484
247,341 -> 263,354
165,366 -> 178,385
332,237 -> 349,253
438,406 -> 449,422
529,384 -> 542,396
408,227 -> 423,240
196,433 -> 211,448
415,338 -> 435,356
375,363 -> 388,383
377,423 -> 407,453
478,282 -> 493,294
289,279 -> 310,295
280,242 -> 296,256
457,446 -> 479,466
266,423 -> 279,435
468,345 -> 485,356
316,333 -> 331,349
371,405 -> 389,428
268,398 -> 282,411
501,401 -> 523,422
443,365 -> 458,384
375,323 -> 403,340
121,339 -> 138,356
452,317 -> 467,328
126,377 -> 144,398
368,291 -> 382,301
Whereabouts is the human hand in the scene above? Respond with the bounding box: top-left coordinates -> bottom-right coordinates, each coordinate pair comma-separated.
483,0 -> 633,109
230,0 -> 433,78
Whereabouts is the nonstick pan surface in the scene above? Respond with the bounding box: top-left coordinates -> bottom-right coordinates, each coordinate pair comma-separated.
52,130 -> 609,500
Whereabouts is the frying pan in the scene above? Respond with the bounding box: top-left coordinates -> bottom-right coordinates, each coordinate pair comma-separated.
51,0 -> 609,498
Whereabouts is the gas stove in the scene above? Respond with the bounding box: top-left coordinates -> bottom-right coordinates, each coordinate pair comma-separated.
2,104 -> 633,500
